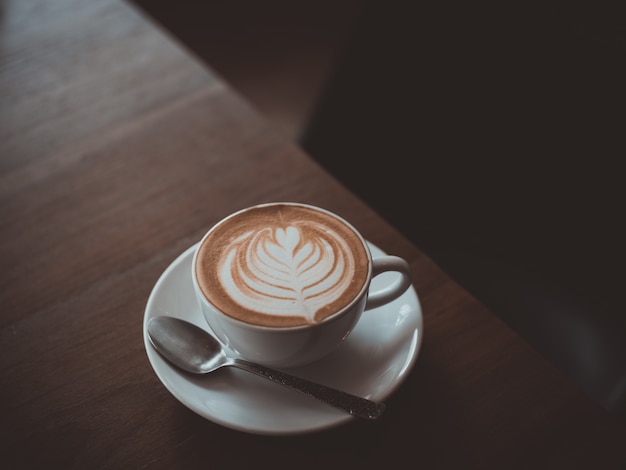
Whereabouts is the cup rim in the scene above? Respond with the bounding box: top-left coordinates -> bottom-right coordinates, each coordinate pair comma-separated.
192,201 -> 374,332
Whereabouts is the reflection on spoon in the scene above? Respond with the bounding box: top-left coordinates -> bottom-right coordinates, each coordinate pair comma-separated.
147,316 -> 386,420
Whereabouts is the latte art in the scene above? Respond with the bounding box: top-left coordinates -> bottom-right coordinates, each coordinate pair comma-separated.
221,224 -> 354,323
195,204 -> 370,327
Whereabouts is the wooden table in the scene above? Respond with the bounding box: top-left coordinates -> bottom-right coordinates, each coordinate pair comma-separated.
1,1 -> 624,468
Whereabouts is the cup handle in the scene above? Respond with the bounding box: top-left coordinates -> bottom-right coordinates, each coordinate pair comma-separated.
365,256 -> 412,309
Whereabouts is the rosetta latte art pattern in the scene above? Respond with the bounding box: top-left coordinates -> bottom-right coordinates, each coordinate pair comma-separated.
219,223 -> 356,323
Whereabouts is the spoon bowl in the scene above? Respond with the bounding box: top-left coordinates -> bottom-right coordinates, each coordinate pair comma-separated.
147,316 -> 385,420
148,316 -> 228,374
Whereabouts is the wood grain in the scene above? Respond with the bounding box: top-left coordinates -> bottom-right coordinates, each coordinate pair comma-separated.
1,1 -> 625,468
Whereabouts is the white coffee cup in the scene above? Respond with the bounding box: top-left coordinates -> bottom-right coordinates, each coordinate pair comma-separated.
191,202 -> 412,368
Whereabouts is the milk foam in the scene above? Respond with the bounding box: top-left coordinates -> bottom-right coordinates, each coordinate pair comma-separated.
195,204 -> 370,327
219,223 -> 354,323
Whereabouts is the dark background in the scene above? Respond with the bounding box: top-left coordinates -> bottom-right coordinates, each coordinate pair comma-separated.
304,1 -> 624,315
302,1 -> 626,419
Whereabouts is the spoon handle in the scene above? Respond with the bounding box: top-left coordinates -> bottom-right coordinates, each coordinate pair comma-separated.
231,359 -> 386,420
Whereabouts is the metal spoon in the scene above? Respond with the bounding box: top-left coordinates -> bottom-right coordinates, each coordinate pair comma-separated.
147,316 -> 386,420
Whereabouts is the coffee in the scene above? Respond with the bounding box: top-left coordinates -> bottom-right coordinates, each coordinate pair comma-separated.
194,203 -> 370,327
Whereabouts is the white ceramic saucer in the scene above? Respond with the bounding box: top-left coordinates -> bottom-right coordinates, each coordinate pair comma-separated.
143,242 -> 423,435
